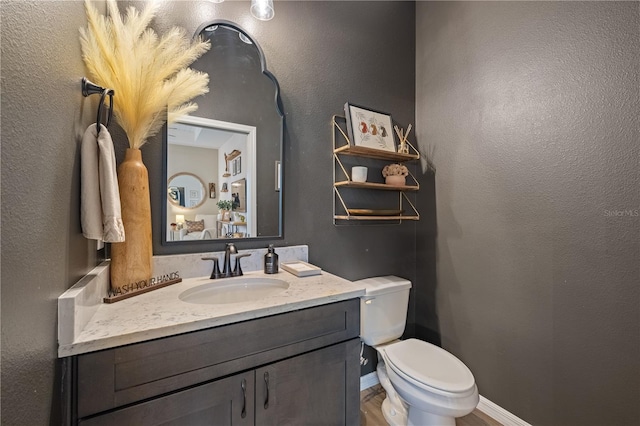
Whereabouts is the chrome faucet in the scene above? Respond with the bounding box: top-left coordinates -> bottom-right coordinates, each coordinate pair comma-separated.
222,243 -> 238,277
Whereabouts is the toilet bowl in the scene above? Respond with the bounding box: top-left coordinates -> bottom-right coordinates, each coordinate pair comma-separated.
381,339 -> 478,426
357,276 -> 479,426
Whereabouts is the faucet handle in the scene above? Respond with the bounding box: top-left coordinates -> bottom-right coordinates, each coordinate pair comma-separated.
232,253 -> 252,277
202,257 -> 222,279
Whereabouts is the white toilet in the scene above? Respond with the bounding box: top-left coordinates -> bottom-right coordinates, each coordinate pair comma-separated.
357,276 -> 479,426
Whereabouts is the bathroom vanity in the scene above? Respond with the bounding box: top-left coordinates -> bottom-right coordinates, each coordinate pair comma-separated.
59,255 -> 364,426
72,300 -> 359,425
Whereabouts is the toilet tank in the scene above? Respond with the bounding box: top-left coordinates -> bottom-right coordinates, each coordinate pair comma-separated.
355,276 -> 412,346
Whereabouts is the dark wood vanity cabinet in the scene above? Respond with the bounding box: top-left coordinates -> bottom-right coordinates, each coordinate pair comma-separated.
79,370 -> 255,426
68,299 -> 361,426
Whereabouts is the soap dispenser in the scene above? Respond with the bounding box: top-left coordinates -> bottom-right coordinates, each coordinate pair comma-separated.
264,245 -> 279,274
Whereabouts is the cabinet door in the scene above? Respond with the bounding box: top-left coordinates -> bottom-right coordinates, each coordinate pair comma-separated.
255,338 -> 360,426
79,371 -> 254,426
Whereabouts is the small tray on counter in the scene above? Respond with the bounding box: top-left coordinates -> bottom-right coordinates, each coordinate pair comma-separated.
281,261 -> 322,277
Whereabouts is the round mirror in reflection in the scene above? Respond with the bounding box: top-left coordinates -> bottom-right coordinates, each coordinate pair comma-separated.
167,172 -> 206,209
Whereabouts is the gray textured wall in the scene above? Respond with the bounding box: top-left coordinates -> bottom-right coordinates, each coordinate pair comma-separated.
415,2 -> 639,425
0,1 -> 415,423
1,1 -> 105,424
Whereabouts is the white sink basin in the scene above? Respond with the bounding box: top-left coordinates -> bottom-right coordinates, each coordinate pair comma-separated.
179,277 -> 289,305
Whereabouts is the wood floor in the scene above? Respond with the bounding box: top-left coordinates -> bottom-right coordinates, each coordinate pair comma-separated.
361,385 -> 503,426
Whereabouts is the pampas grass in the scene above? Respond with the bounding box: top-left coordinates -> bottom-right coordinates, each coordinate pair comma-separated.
80,0 -> 210,149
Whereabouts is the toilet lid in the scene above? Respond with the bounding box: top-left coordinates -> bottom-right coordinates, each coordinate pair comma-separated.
384,339 -> 475,393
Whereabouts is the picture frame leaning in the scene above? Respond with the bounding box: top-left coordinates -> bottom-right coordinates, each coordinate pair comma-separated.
344,102 -> 396,153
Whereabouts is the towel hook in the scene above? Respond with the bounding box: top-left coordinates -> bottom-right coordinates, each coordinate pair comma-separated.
81,77 -> 105,96
81,77 -> 115,134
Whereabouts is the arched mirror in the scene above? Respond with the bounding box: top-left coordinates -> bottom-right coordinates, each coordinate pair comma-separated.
162,20 -> 283,244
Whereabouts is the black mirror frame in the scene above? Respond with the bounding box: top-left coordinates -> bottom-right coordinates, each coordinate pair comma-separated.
159,20 -> 284,251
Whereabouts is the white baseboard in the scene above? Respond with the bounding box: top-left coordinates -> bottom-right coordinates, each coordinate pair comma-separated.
359,372 -> 530,425
360,371 -> 380,391
477,395 -> 531,426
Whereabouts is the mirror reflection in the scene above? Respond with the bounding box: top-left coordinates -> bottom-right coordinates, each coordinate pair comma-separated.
167,116 -> 257,241
162,20 -> 283,244
168,172 -> 206,209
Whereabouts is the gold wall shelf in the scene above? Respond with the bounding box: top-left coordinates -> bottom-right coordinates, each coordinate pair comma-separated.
334,181 -> 419,191
332,115 -> 421,224
334,144 -> 419,161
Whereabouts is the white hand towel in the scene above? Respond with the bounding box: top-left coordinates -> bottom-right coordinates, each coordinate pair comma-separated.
81,124 -> 125,242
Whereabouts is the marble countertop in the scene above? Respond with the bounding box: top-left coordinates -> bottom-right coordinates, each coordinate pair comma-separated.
58,268 -> 364,357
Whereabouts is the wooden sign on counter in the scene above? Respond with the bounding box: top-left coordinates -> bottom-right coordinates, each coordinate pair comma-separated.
104,272 -> 181,303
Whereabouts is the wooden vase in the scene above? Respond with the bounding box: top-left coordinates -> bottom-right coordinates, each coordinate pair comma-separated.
110,148 -> 153,290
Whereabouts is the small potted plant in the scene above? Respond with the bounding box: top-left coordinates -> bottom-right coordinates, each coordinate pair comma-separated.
217,199 -> 233,221
382,163 -> 409,186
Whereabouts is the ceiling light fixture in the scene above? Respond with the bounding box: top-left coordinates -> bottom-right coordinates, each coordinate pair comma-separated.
250,0 -> 274,21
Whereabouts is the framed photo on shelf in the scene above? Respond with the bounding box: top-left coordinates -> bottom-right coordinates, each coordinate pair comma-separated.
344,102 -> 396,152
232,157 -> 241,176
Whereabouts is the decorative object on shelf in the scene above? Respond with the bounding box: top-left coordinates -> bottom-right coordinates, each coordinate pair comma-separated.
232,156 -> 242,176
332,114 -> 420,224
393,124 -> 412,154
170,223 -> 177,231
382,163 -> 409,186
217,199 -> 233,221
81,0 -> 210,291
221,182 -> 228,192
344,103 -> 396,153
223,150 -> 241,177
209,183 -> 216,199
175,215 -> 185,229
351,166 -> 368,183
216,199 -> 233,210
222,154 -> 231,177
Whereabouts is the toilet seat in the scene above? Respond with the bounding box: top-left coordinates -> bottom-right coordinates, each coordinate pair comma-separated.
383,339 -> 476,394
